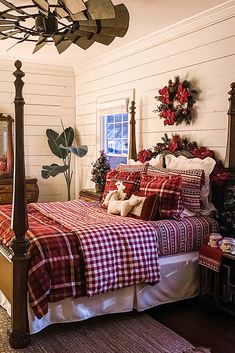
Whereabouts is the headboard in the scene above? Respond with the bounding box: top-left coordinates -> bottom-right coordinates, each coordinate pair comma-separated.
225,82 -> 235,169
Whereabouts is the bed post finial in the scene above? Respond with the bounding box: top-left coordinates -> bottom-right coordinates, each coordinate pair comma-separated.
225,82 -> 235,169
128,101 -> 137,161
9,61 -> 30,348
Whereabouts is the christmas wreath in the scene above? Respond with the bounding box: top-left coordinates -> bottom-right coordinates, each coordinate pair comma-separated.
154,76 -> 197,126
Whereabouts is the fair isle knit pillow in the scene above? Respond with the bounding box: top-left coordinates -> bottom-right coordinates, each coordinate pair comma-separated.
117,164 -> 148,173
165,154 -> 216,212
139,174 -> 183,219
147,166 -> 205,214
101,170 -> 140,208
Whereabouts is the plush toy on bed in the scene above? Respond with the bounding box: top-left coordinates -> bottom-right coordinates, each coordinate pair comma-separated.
103,181 -> 140,217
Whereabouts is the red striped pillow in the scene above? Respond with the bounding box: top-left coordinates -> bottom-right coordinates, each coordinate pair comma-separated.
139,174 -> 183,219
147,166 -> 204,214
101,170 -> 140,208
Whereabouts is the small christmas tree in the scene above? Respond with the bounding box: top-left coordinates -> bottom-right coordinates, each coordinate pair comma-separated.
91,150 -> 111,190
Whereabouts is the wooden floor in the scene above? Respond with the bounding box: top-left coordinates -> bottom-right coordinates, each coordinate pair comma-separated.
147,298 -> 235,353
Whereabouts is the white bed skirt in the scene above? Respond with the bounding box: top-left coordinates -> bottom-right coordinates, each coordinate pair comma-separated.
0,251 -> 199,334
135,251 -> 199,311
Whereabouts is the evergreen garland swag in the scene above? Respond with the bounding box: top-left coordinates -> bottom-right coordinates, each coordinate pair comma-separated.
91,150 -> 111,188
154,76 -> 197,126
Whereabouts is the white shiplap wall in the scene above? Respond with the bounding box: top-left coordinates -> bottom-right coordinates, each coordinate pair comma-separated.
74,1 -> 235,196
0,59 -> 75,202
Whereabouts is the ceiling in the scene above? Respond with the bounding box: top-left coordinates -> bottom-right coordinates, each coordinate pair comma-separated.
0,0 -> 227,67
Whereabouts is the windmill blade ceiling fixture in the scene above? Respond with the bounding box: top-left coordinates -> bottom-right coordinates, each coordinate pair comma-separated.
0,0 -> 130,54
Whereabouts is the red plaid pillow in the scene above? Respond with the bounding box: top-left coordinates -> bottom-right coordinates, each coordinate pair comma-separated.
101,170 -> 140,208
139,174 -> 183,219
129,192 -> 159,221
147,166 -> 204,214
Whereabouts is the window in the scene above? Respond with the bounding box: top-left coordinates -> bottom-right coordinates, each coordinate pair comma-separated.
99,99 -> 129,168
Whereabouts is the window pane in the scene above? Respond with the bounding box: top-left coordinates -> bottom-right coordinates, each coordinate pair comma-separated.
123,122 -> 128,138
122,139 -> 128,154
115,139 -> 122,154
106,123 -> 115,138
115,114 -> 122,122
107,115 -> 114,123
107,139 -> 115,153
101,110 -> 129,160
123,113 -> 128,122
114,123 -> 122,138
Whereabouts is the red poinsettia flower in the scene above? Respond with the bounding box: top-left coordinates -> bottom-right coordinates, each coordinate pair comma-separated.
162,109 -> 175,125
169,140 -> 178,152
176,84 -> 191,105
158,86 -> 170,104
137,149 -> 153,163
168,135 -> 180,152
191,146 -> 213,159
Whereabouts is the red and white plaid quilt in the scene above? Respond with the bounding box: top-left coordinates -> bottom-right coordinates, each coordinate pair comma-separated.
0,201 -> 160,319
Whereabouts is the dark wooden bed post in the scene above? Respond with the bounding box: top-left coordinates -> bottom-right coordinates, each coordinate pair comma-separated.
7,114 -> 14,175
129,101 -> 137,161
225,82 -> 235,169
9,61 -> 30,348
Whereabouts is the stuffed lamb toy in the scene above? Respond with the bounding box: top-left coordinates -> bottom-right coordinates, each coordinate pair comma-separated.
103,181 -> 140,217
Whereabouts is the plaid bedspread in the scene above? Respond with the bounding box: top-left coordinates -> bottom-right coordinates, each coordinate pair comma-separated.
0,201 -> 160,319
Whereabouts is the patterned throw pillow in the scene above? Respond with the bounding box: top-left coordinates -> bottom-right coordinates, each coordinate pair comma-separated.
165,154 -> 216,212
129,192 -> 159,221
139,174 -> 183,219
101,170 -> 140,207
117,164 -> 148,173
147,166 -> 205,214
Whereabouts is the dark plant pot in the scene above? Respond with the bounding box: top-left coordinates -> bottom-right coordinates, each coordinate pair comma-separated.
95,183 -> 104,193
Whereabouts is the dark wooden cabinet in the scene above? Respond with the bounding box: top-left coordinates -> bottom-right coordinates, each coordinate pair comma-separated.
212,170 -> 235,238
79,188 -> 103,202
0,178 -> 39,204
200,253 -> 235,316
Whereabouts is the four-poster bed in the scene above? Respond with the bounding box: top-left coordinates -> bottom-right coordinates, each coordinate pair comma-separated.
0,61 -> 235,348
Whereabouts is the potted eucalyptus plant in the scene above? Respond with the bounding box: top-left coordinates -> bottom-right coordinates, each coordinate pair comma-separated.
41,122 -> 88,201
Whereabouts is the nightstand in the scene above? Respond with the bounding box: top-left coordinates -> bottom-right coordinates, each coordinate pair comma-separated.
79,188 -> 103,202
200,252 -> 235,315
0,177 -> 39,204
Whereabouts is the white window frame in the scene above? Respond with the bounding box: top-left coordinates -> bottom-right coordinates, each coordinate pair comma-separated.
98,98 -> 129,166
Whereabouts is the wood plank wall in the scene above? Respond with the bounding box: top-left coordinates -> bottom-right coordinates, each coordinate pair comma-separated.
74,2 -> 235,196
0,59 -> 75,202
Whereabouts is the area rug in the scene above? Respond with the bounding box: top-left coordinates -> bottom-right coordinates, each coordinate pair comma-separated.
0,307 -> 193,353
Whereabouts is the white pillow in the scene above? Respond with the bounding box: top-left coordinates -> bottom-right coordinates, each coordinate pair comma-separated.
148,154 -> 163,168
165,155 -> 216,213
128,159 -> 143,165
129,153 -> 163,168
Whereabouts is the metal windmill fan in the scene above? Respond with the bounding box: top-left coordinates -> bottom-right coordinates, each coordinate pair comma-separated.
0,0 -> 130,53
